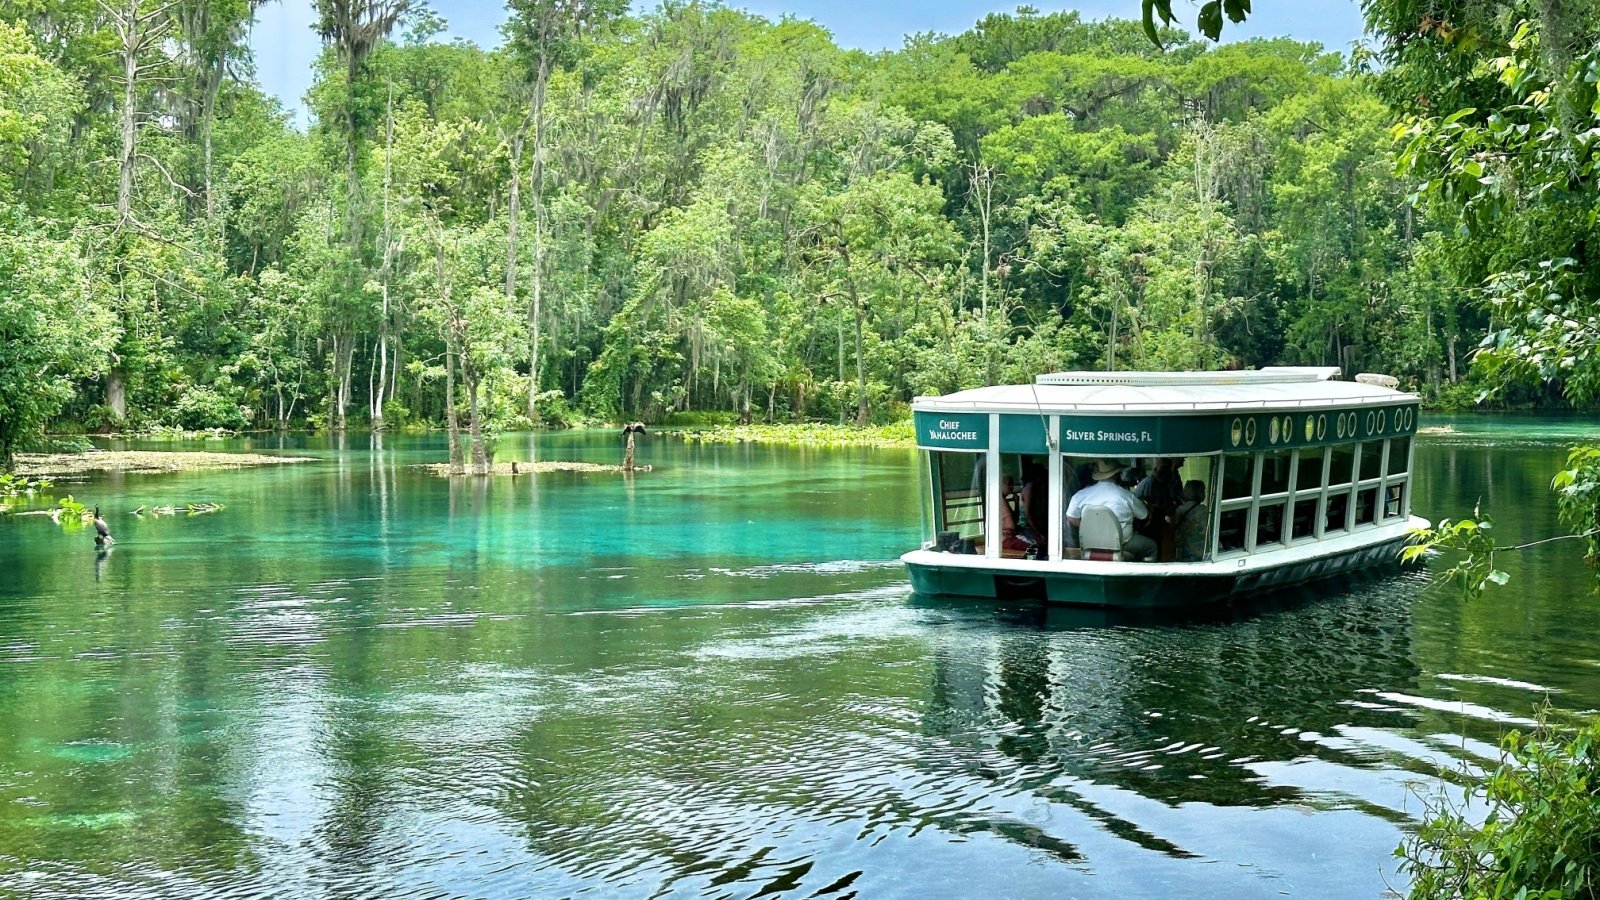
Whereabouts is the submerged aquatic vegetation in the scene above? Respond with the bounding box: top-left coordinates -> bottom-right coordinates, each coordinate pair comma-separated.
13,451 -> 316,477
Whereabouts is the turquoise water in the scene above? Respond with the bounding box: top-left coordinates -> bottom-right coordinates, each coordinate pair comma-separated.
1,421 -> 1599,898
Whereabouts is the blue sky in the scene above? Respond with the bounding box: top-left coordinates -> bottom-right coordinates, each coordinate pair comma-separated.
251,0 -> 1366,127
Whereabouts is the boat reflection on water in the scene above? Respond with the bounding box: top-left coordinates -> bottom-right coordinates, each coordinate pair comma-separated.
909,570 -> 1430,839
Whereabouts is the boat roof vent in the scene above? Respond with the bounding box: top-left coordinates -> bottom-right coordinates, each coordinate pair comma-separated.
1036,367 -> 1343,387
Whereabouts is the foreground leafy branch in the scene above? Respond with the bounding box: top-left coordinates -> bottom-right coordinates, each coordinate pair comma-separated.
1400,710 -> 1600,900
1406,446 -> 1600,592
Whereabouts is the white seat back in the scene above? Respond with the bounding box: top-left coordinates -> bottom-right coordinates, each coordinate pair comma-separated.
1079,505 -> 1124,554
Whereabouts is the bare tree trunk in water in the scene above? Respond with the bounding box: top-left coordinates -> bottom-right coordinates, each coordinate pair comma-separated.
854,301 -> 867,426
436,233 -> 465,475
444,338 -> 465,476
623,431 -> 636,471
467,367 -> 489,475
327,333 -> 340,428
336,337 -> 353,431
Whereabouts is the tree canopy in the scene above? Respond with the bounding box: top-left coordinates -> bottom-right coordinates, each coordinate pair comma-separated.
0,0 -> 1564,467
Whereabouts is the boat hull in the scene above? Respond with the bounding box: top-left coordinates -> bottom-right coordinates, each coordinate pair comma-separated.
903,528 -> 1416,608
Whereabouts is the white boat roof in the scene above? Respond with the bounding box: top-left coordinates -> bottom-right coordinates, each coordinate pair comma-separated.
914,368 -> 1418,414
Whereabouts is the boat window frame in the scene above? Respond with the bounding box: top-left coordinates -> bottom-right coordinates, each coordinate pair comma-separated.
1213,423 -> 1415,559
1251,448 -> 1294,552
1214,452 -> 1254,560
1379,436 -> 1412,525
1288,446 -> 1327,545
925,447 -> 990,555
1352,440 -> 1387,530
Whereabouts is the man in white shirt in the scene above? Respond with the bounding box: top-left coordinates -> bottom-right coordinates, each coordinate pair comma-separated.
1066,459 -> 1158,560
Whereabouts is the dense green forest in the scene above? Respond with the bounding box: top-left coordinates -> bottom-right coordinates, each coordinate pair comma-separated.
0,0 -> 1584,469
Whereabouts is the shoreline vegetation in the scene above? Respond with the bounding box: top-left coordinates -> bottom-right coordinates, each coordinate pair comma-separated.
13,451 -> 317,478
670,422 -> 916,448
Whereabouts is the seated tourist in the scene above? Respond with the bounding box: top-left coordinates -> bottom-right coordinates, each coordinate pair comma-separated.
1066,460 -> 1157,560
999,475 -> 1034,555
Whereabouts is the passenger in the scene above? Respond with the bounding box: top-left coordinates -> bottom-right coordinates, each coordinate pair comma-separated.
1135,458 -> 1185,509
1066,460 -> 1157,561
999,474 -> 1034,555
1135,457 -> 1185,556
1170,480 -> 1210,562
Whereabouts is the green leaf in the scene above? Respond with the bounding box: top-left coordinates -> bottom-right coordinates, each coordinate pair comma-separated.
1197,1 -> 1223,40
1141,0 -> 1162,45
1487,569 -> 1510,585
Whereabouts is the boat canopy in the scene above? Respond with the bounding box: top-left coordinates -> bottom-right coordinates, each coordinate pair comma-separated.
912,368 -> 1420,456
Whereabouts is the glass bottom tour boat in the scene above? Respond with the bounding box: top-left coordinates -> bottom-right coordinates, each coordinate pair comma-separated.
902,368 -> 1427,607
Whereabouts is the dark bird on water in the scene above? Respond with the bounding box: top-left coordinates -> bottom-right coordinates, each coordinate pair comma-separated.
93,506 -> 114,545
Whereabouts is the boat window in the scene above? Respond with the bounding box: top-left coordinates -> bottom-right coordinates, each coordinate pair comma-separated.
1328,443 -> 1356,487
1060,456 -> 1108,551
1291,497 -> 1318,540
1383,482 -> 1404,519
1255,501 -> 1286,548
1260,450 -> 1292,496
1387,437 -> 1410,476
1218,506 -> 1248,553
1324,490 -> 1350,534
997,453 -> 1049,560
1358,441 -> 1384,482
930,451 -> 986,553
1221,453 -> 1255,501
1355,487 -> 1379,526
1159,456 -> 1215,562
1295,448 -> 1327,492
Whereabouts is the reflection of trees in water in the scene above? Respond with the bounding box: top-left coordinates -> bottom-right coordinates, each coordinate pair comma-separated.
922,579 -> 1421,813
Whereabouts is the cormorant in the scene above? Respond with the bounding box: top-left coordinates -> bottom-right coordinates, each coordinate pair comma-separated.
622,422 -> 646,472
93,506 -> 114,545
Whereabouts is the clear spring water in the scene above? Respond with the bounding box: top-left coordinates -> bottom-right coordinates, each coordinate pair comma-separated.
1,417 -> 1598,899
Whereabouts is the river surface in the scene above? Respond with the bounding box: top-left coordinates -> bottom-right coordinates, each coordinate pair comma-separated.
1,417 -> 1598,899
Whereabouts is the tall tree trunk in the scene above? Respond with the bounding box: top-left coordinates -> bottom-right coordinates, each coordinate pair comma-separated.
433,231 -> 465,474
838,242 -> 868,426
854,300 -> 867,426
106,371 -> 127,424
201,64 -> 223,222
445,336 -> 464,476
116,0 -> 139,228
372,82 -> 396,430
526,57 -> 550,420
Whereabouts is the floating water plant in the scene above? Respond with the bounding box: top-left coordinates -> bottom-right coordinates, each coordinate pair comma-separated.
131,502 -> 225,517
